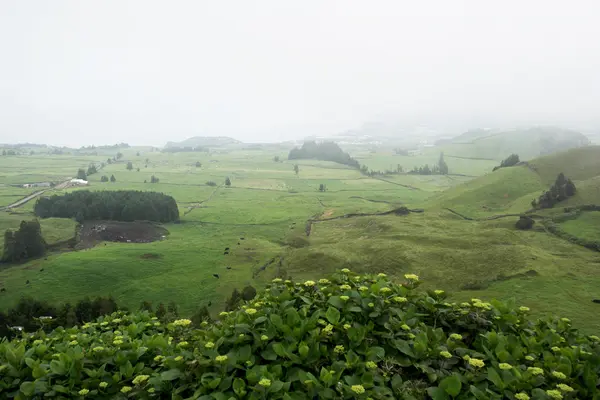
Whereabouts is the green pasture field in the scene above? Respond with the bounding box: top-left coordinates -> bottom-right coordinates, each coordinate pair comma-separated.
1,145 -> 600,333
560,211 -> 600,242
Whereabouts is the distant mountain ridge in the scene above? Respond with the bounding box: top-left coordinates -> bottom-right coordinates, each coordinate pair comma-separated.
437,126 -> 590,160
164,136 -> 242,148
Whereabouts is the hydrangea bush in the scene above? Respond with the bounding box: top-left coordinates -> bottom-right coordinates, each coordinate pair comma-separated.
1,270 -> 599,399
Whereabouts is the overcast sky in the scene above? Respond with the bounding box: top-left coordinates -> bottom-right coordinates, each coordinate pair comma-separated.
1,0 -> 599,146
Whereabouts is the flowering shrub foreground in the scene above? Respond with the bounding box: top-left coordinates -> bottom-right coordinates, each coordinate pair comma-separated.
1,271 -> 599,399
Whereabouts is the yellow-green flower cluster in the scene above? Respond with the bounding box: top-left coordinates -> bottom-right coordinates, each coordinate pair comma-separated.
468,358 -> 485,368
499,363 -> 512,370
173,319 -> 191,326
551,371 -> 566,379
245,308 -> 257,315
440,351 -> 452,359
334,345 -> 345,354
449,333 -> 462,340
258,378 -> 271,387
556,384 -> 573,392
404,274 -> 419,281
515,393 -> 530,400
393,296 -> 407,303
215,355 -> 228,363
303,280 -> 315,287
340,284 -> 351,290
546,389 -> 563,399
351,385 -> 365,394
204,341 -> 215,349
132,375 -> 149,385
528,367 -> 544,375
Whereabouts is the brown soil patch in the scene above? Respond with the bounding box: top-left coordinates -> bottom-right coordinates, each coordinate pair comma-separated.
77,220 -> 169,249
322,209 -> 335,218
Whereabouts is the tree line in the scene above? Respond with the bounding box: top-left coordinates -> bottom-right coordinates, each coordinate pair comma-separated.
34,190 -> 180,223
493,154 -> 520,171
408,153 -> 449,175
288,141 -> 360,169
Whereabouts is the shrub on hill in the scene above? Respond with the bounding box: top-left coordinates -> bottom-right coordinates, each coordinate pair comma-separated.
1,220 -> 47,263
34,190 -> 179,223
493,154 -> 520,171
288,141 -> 360,169
515,216 -> 535,230
532,173 -> 577,209
2,271 -> 598,399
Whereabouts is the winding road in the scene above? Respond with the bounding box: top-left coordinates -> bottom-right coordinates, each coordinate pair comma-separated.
0,179 -> 72,211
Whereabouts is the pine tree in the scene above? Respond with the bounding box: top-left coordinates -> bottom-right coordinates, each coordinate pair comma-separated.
126,161 -> 133,170
110,174 -> 116,182
76,169 -> 87,180
225,177 -> 231,187
438,153 -> 449,175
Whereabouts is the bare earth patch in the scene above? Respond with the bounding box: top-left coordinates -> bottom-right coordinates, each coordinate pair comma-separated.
77,221 -> 169,249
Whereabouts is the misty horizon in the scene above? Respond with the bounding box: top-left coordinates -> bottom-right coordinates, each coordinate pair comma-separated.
1,0 -> 600,147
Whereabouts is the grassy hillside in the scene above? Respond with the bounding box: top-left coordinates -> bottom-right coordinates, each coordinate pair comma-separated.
2,144 -> 600,335
427,146 -> 600,218
439,127 -> 590,161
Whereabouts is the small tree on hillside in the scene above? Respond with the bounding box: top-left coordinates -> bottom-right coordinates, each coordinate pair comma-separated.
87,164 -> 97,176
195,161 -> 202,168
136,151 -> 140,156
116,152 -> 123,160
76,169 -> 87,180
494,154 -> 520,171
126,162 -> 133,170
318,184 -> 326,192
107,158 -> 112,164
225,177 -> 231,187
110,174 -> 116,183
273,156 -> 280,162
438,153 -> 449,175
294,164 -> 299,176
100,175 -> 108,182
150,175 -> 160,184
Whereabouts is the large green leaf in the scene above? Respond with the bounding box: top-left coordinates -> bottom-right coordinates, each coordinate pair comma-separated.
161,368 -> 183,381
325,306 -> 340,324
439,375 -> 462,397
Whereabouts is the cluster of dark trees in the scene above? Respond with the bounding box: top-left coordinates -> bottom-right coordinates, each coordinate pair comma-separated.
515,216 -> 535,230
162,146 -> 208,153
394,148 -> 410,156
150,175 -> 160,184
1,220 -> 47,263
408,153 -> 449,175
532,173 -> 576,209
361,164 -> 404,177
288,141 -> 360,169
493,154 -> 520,171
100,175 -> 117,182
1,150 -> 17,156
34,190 -> 180,223
318,184 -> 327,192
225,285 -> 257,311
80,143 -> 129,150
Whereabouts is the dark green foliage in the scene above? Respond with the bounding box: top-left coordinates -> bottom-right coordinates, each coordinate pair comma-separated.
225,177 -> 231,187
2,273 -> 599,398
76,168 -> 87,180
534,173 -> 577,209
206,181 -> 217,187
273,156 -> 280,162
34,190 -> 179,223
107,158 -> 112,164
140,301 -> 153,312
191,306 -> 211,326
195,161 -> 202,168
100,175 -> 108,182
86,164 -> 97,175
293,164 -> 299,175
515,216 -> 535,230
318,183 -> 326,192
394,148 -> 409,156
241,285 -> 257,301
150,175 -> 160,184
288,141 -> 360,169
136,151 -> 140,156
0,295 -> 120,340
110,174 -> 116,182
493,154 -> 520,171
126,161 -> 133,170
155,303 -> 167,319
1,220 -> 47,263
116,152 -> 123,159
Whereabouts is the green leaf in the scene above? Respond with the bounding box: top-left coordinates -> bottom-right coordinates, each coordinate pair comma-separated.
298,343 -> 309,357
440,375 -> 462,397
161,368 -> 183,381
233,378 -> 246,396
486,367 -> 504,390
392,339 -> 414,357
325,306 -> 340,324
261,348 -> 278,361
469,385 -> 488,400
237,345 -> 252,361
270,380 -> 285,392
327,296 -> 345,309
272,343 -> 286,357
270,314 -> 284,329
391,374 -> 403,393
367,346 -> 385,361
427,387 -> 449,400
20,382 -> 35,396
49,360 -> 66,375
254,316 -> 267,324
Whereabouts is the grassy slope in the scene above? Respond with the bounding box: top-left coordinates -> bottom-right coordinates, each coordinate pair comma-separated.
2,145 -> 600,333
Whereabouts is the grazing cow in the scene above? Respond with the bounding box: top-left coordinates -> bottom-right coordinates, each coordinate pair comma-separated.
213,274 -> 220,279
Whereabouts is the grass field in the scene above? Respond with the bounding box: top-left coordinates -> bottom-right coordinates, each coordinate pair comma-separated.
1,144 -> 600,332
